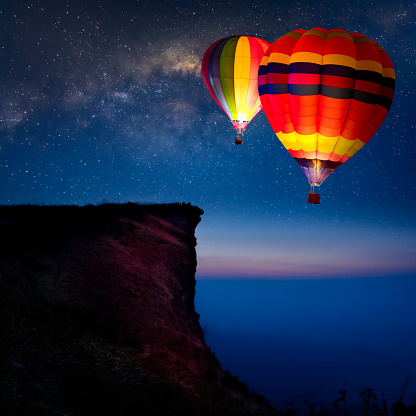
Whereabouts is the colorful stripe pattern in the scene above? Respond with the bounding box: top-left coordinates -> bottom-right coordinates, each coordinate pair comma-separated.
202,35 -> 271,131
258,28 -> 395,185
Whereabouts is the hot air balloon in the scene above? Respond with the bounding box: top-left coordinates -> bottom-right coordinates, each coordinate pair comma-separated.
202,35 -> 271,144
258,28 -> 395,203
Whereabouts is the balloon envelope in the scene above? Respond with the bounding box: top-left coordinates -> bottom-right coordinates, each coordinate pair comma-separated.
202,35 -> 270,143
258,28 -> 395,186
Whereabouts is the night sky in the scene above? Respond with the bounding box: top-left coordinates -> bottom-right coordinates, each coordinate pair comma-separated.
1,0 -> 415,278
1,0 -> 416,407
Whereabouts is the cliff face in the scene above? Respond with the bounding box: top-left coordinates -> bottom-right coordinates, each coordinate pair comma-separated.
0,203 -> 276,416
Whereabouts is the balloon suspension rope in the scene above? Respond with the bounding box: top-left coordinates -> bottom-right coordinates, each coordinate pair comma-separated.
308,175 -> 329,193
309,183 -> 321,194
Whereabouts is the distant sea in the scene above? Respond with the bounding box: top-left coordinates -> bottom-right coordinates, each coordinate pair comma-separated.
195,276 -> 416,410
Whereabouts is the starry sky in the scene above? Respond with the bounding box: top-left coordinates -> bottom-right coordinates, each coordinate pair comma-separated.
1,0 -> 416,278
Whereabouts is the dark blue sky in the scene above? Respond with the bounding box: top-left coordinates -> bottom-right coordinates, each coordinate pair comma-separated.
1,0 -> 415,278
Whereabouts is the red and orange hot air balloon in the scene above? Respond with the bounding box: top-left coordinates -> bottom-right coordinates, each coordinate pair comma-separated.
258,28 -> 395,203
202,35 -> 270,144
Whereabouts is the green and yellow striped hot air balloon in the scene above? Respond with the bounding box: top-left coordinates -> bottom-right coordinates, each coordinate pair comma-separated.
201,35 -> 270,144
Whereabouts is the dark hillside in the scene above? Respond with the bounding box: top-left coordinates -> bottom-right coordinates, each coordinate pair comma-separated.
0,203 -> 277,416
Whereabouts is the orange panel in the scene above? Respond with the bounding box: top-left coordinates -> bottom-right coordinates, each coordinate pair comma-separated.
296,105 -> 319,117
290,95 -> 320,108
319,115 -> 344,129
329,152 -> 343,162
346,108 -> 374,123
293,114 -> 318,126
316,151 -> 331,160
318,105 -> 349,119
296,125 -> 317,135
319,125 -> 342,137
319,96 -> 350,111
302,150 -> 317,159
339,154 -> 352,163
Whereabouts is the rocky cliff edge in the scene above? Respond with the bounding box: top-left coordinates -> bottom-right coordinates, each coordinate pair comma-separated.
0,203 -> 277,416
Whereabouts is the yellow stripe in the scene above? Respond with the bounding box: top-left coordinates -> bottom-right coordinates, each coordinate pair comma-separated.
279,138 -> 291,151
303,29 -> 327,38
356,59 -> 383,73
234,79 -> 244,119
296,132 -> 317,152
299,142 -> 317,152
269,52 -> 291,65
234,37 -> 251,121
326,30 -> 353,40
317,134 -> 339,153
322,54 -> 356,68
241,57 -> 252,119
290,51 -> 322,64
288,142 -> 300,151
317,134 -> 339,146
346,139 -> 365,157
333,136 -> 356,156
318,143 -> 336,153
297,133 -> 317,144
383,68 -> 395,79
278,127 -> 368,156
278,131 -> 297,143
260,55 -> 269,66
277,132 -> 299,150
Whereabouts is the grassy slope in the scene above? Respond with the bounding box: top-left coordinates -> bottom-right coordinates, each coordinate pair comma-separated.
0,203 -> 277,416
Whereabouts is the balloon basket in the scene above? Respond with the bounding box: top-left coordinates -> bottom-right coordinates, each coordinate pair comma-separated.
308,184 -> 321,204
235,129 -> 244,145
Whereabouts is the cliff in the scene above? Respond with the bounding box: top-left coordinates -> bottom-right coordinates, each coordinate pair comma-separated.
0,203 -> 277,416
